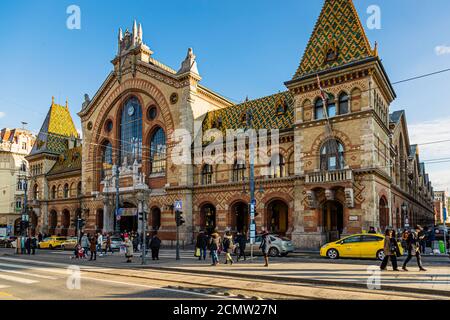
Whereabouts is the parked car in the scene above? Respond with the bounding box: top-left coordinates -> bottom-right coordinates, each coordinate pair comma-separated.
61,237 -> 79,251
101,237 -> 124,252
235,234 -> 295,257
0,236 -> 17,248
37,236 -> 67,249
320,234 -> 404,261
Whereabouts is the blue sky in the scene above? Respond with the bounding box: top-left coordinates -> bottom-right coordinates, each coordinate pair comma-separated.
0,0 -> 449,189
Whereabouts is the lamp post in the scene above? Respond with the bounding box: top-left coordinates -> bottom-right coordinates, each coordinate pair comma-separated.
136,189 -> 147,265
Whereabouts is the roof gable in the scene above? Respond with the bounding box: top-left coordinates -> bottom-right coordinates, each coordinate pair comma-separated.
293,0 -> 375,79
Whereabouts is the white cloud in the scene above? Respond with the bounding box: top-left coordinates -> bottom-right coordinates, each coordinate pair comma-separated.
409,117 -> 450,191
435,45 -> 450,56
0,112 -> 5,119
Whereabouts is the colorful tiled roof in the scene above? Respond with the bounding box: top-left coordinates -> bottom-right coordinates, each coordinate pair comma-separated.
47,146 -> 82,176
293,0 -> 376,79
29,98 -> 79,156
201,91 -> 294,135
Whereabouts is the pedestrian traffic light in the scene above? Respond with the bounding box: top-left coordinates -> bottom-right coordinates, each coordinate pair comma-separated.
175,211 -> 185,227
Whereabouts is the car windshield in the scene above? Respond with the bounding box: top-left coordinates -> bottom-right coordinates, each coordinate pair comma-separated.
43,238 -> 51,242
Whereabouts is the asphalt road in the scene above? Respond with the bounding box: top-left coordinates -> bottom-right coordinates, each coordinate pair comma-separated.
0,257 -> 235,300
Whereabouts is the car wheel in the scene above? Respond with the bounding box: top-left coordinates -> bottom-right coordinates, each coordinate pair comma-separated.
49,245 -> 53,250
269,247 -> 279,257
376,250 -> 385,261
327,248 -> 339,259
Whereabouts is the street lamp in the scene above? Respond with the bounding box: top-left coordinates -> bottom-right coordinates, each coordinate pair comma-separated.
136,189 -> 147,265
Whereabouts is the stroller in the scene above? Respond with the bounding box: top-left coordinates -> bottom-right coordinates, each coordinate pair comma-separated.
72,244 -> 86,259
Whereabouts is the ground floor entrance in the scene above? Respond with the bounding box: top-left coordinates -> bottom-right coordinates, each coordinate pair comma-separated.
322,201 -> 344,242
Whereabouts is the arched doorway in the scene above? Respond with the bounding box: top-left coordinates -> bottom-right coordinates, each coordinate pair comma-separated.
119,202 -> 138,233
322,201 -> 344,242
49,210 -> 57,235
150,207 -> 161,232
61,210 -> 70,236
379,197 -> 389,232
200,204 -> 216,234
96,209 -> 104,233
267,200 -> 289,235
230,202 -> 249,234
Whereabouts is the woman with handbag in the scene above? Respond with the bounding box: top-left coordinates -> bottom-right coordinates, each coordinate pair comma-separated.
209,230 -> 221,266
222,231 -> 234,265
380,229 -> 400,271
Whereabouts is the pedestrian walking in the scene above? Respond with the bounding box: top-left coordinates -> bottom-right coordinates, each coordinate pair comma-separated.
235,232 -> 247,262
38,232 -> 43,243
97,233 -> 103,256
89,235 -> 97,261
149,232 -> 161,261
380,229 -> 400,271
209,230 -> 221,266
196,231 -> 208,261
21,236 -> 26,254
103,233 -> 113,255
403,225 -> 427,271
124,237 -> 133,263
31,236 -> 37,255
25,236 -> 31,255
419,227 -> 427,255
81,233 -> 90,257
260,230 -> 271,267
223,231 -> 234,265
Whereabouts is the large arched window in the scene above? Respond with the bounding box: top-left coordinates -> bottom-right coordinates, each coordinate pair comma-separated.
150,127 -> 167,174
338,93 -> 349,114
120,97 -> 142,166
202,164 -> 213,185
232,160 -> 246,182
326,94 -> 336,117
320,140 -> 345,171
64,184 -> 69,198
269,154 -> 286,178
315,96 -> 336,119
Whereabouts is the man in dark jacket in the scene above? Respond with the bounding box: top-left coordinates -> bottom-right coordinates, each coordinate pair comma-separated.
402,226 -> 427,271
149,232 -> 161,260
235,232 -> 247,262
196,231 -> 208,261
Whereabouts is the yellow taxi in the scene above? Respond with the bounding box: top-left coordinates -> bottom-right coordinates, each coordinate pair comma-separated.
320,234 -> 403,261
61,237 -> 79,251
38,236 -> 67,250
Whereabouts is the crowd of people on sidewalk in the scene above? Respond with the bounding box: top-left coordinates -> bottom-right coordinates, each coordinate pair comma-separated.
195,228 -> 272,267
380,225 -> 428,272
14,235 -> 38,255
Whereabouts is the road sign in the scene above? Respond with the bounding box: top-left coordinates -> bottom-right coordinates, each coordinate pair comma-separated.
174,200 -> 182,212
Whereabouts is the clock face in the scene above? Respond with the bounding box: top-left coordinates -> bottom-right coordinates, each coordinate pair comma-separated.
128,105 -> 135,116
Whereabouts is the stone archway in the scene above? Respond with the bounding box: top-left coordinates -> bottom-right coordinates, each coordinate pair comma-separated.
61,210 -> 71,236
321,201 -> 344,242
49,210 -> 57,235
266,200 -> 289,235
230,202 -> 249,235
379,196 -> 389,232
200,204 -> 216,235
149,207 -> 161,232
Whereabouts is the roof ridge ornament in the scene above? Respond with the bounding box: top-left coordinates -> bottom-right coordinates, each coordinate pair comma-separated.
177,47 -> 200,76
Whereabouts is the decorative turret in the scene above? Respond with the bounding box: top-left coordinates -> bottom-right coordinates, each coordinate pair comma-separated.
177,48 -> 200,76
116,20 -> 152,59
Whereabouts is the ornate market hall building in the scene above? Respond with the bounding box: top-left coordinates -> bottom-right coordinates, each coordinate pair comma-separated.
29,0 -> 435,248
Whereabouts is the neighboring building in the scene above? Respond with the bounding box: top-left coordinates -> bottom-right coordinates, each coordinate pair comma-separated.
434,191 -> 448,225
31,0 -> 436,248
26,97 -> 82,236
0,128 -> 35,235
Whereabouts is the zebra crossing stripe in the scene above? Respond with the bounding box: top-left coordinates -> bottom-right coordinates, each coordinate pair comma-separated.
0,274 -> 39,284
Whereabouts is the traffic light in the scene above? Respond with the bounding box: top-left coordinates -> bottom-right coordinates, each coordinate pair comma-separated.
175,211 -> 185,227
138,211 -> 145,221
20,220 -> 29,233
76,218 -> 86,230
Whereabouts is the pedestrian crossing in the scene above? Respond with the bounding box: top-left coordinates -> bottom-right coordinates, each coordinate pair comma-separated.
0,259 -> 64,288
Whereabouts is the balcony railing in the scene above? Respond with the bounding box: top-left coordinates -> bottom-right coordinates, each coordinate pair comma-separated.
305,169 -> 353,184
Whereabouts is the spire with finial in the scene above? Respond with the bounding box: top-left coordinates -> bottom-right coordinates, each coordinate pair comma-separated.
52,96 -> 55,105
132,20 -> 138,45
138,23 -> 143,43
